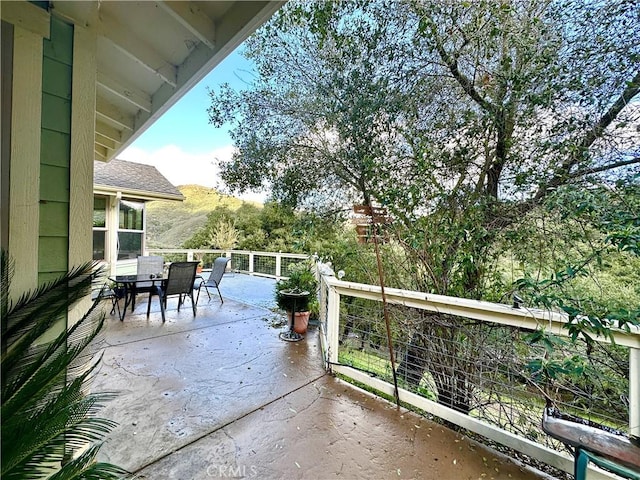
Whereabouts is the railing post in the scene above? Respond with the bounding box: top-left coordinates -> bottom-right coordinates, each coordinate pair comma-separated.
326,282 -> 340,368
187,250 -> 194,261
248,252 -> 254,275
318,276 -> 327,324
630,347 -> 640,438
225,251 -> 232,271
275,253 -> 282,278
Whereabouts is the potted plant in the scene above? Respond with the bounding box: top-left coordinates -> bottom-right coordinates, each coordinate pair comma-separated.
192,252 -> 204,273
275,260 -> 318,334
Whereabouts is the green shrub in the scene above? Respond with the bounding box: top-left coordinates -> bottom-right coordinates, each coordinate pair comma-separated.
274,260 -> 318,314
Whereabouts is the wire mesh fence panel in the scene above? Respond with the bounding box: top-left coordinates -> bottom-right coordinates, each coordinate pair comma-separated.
281,257 -> 306,277
147,250 -> 310,279
335,297 -> 631,453
231,253 -> 249,272
162,252 -> 188,263
254,255 -> 276,276
199,253 -> 225,268
338,299 -> 391,377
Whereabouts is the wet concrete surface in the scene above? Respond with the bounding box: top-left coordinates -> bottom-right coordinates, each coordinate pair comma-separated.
94,274 -> 549,480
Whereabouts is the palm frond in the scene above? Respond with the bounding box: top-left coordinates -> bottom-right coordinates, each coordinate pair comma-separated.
2,262 -> 103,381
1,251 -> 129,479
2,311 -> 105,417
2,363 -> 118,475
0,250 -> 11,349
49,444 -> 132,480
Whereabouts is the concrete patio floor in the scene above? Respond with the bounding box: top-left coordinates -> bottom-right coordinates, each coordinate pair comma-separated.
94,274 -> 549,479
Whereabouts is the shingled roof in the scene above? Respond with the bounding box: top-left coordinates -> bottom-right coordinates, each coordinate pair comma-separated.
94,159 -> 184,202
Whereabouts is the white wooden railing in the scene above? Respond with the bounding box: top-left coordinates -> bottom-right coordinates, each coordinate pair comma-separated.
316,262 -> 639,480
144,248 -> 309,279
117,251 -> 639,477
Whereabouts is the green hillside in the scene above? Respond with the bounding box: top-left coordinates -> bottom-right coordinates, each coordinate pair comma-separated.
146,185 -> 261,248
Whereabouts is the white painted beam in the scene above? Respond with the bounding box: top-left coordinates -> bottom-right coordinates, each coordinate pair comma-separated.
69,22 -> 97,324
50,1 -> 98,28
9,25 -> 43,296
94,144 -> 108,162
1,1 -> 50,38
110,1 -> 284,159
327,284 -> 341,366
97,72 -> 152,113
158,1 -> 216,49
95,132 -> 118,150
96,97 -> 134,131
630,348 -> 640,438
98,12 -> 177,87
95,120 -> 122,143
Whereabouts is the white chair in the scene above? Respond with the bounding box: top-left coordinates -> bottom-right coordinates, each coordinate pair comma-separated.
130,255 -> 164,311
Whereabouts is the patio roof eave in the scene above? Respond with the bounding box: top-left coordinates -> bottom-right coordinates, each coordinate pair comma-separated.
94,185 -> 184,203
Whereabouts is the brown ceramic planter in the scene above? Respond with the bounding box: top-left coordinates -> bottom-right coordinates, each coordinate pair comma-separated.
288,311 -> 310,334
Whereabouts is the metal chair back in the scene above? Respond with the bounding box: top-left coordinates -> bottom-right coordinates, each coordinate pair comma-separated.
165,261 -> 199,296
137,256 -> 164,288
206,257 -> 230,286
147,261 -> 199,322
197,257 -> 230,303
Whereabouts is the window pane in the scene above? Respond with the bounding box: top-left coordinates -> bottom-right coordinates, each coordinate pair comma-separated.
93,230 -> 105,261
118,232 -> 142,260
93,196 -> 106,228
119,200 -> 143,230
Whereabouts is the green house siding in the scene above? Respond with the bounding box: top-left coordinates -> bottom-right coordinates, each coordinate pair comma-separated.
39,15 -> 73,284
40,129 -> 70,168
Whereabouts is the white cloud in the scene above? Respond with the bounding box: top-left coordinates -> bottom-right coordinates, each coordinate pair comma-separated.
119,144 -> 267,203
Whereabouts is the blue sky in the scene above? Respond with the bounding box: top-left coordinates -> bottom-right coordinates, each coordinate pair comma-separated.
120,48 -> 266,202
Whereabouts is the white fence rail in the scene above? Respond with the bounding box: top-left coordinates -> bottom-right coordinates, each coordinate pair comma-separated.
316,263 -> 639,479
145,248 -> 309,279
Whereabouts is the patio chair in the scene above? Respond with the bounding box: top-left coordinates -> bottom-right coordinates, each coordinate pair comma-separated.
195,257 -> 231,303
147,261 -> 199,322
95,282 -> 123,319
133,255 -> 164,310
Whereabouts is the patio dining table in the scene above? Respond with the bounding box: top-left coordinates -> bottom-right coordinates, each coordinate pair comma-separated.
109,274 -> 167,321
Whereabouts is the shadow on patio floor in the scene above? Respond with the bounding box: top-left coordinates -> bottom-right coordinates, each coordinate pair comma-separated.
94,274 -> 549,479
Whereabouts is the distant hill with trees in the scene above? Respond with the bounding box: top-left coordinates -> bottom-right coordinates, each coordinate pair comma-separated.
146,184 -> 260,248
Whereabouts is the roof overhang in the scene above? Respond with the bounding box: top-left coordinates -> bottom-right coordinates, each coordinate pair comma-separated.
48,1 -> 284,163
94,185 -> 184,203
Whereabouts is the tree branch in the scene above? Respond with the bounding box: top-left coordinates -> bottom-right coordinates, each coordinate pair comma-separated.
534,70 -> 640,202
428,25 -> 494,113
579,70 -> 640,152
568,157 -> 640,179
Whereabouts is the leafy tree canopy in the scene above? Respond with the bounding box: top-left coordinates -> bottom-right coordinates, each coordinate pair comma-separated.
183,201 -> 345,254
210,0 -> 639,215
206,0 -> 639,419
209,0 -> 639,325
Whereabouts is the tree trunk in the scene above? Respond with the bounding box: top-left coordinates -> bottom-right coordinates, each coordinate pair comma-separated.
396,333 -> 428,387
395,312 -> 475,414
